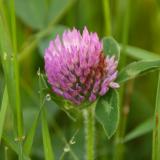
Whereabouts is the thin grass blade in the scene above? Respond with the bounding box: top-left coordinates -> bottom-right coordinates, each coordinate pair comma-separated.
0,86 -> 8,142
39,73 -> 55,160
124,118 -> 153,143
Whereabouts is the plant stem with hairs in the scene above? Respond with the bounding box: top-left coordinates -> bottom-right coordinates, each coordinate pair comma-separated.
83,106 -> 95,160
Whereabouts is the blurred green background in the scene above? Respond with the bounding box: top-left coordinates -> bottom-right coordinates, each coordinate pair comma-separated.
0,0 -> 160,159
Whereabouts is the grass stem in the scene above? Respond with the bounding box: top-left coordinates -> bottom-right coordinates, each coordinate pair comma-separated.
152,72 -> 160,160
10,0 -> 24,159
10,0 -> 23,137
102,0 -> 111,36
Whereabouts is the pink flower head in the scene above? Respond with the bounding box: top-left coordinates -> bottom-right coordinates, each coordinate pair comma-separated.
44,27 -> 119,105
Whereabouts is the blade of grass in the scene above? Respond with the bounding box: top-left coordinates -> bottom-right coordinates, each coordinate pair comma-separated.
10,0 -> 24,159
152,72 -> 160,160
21,78 -> 78,159
41,110 -> 55,160
23,102 -> 43,156
123,45 -> 160,60
2,134 -> 19,154
22,78 -> 77,159
0,3 -> 25,159
2,134 -> 30,160
124,118 -> 153,143
10,0 -> 23,137
38,73 -> 55,160
0,86 -> 8,142
5,146 -> 8,160
102,0 -> 111,36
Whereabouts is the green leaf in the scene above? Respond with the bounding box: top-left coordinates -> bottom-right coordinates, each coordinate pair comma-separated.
103,37 -> 120,61
0,86 -> 8,142
124,118 -> 153,143
14,0 -> 47,30
96,90 -> 119,138
123,45 -> 160,60
38,25 -> 68,56
47,0 -> 76,25
14,0 -> 75,30
117,60 -> 160,84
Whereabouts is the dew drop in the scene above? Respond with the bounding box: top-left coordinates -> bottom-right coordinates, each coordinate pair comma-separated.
69,138 -> 76,145
64,145 -> 70,152
37,68 -> 41,76
46,94 -> 51,101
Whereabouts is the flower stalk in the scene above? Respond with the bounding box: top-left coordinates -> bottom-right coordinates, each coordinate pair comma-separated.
83,106 -> 95,160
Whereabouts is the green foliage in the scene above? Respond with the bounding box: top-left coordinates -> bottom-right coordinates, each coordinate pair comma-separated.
23,106 -> 42,156
2,134 -> 19,154
123,45 -> 160,60
152,72 -> 160,160
14,0 -> 75,30
103,37 -> 120,61
41,110 -> 55,160
117,60 -> 160,84
96,90 -> 119,138
0,87 -> 8,142
124,118 -> 153,142
47,0 -> 76,25
38,72 -> 55,160
15,0 -> 47,29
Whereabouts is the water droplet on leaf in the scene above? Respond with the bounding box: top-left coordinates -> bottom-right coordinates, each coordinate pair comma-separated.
69,138 -> 76,145
37,68 -> 41,76
64,145 -> 70,152
46,94 -> 51,101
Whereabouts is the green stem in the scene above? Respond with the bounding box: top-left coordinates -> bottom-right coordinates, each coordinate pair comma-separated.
10,0 -> 23,137
0,4 -> 24,159
152,72 -> 160,160
38,73 -> 55,160
83,106 -> 95,160
119,0 -> 131,69
102,0 -> 111,36
5,146 -> 8,160
10,0 -> 24,159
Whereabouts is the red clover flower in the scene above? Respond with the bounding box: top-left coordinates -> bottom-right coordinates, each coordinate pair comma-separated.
44,27 -> 119,105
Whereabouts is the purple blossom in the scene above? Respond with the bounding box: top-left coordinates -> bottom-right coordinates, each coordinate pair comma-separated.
44,27 -> 119,105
